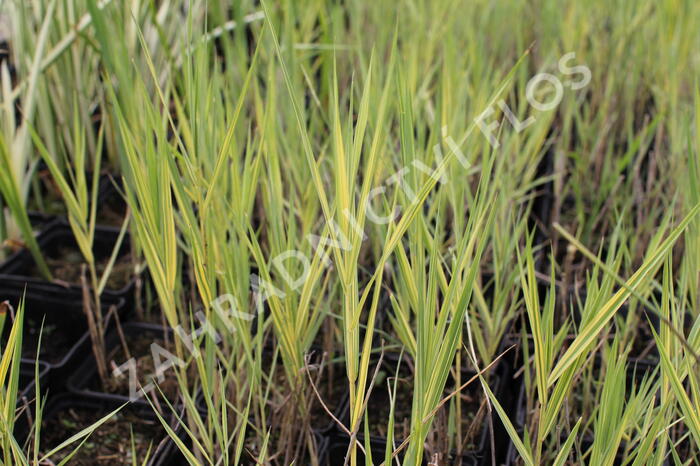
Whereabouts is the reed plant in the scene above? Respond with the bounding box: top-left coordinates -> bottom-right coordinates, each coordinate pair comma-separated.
3,0 -> 700,464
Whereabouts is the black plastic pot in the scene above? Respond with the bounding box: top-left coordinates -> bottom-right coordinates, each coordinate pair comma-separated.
329,352 -> 506,465
26,169 -> 126,226
26,210 -> 59,229
146,427 -> 191,466
0,219 -> 137,306
67,322 -> 178,410
14,392 -> 176,465
94,174 -> 128,227
326,433 -> 482,466
0,278 -> 124,387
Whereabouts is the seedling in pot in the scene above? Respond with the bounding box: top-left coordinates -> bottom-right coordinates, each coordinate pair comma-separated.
31,115 -> 131,388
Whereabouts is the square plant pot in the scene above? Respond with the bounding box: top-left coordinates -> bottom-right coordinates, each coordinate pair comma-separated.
0,219 -> 138,306
0,278 -> 124,388
67,322 -> 182,411
25,170 -> 127,227
330,351 -> 508,465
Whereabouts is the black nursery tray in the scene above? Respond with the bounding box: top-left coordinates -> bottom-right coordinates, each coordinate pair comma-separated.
67,322 -> 179,410
0,219 -> 136,304
0,278 -> 124,385
26,210 -> 60,230
14,392 -> 175,466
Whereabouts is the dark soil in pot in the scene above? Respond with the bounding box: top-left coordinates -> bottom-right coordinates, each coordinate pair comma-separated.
26,170 -> 126,224
41,407 -> 161,464
144,428 -> 191,466
531,148 -> 555,267
21,315 -> 81,366
28,244 -> 131,290
68,322 -> 180,406
34,394 -> 170,466
100,330 -> 179,402
362,360 -> 414,440
386,355 -> 496,442
442,376 -> 496,451
95,182 -> 128,227
0,221 -> 135,294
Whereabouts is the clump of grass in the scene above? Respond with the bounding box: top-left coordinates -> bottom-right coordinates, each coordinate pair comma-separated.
4,0 -> 700,464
